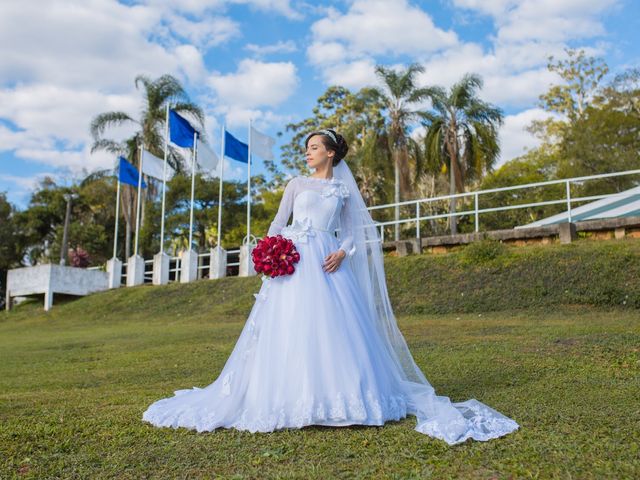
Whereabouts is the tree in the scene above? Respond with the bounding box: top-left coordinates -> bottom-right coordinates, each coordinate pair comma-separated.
13,175 -> 118,268
527,49 -> 639,196
368,63 -> 437,240
559,105 -> 640,195
529,48 -> 609,146
90,74 -> 205,259
276,85 -> 397,212
162,173 -> 247,252
599,68 -> 640,120
478,148 -> 564,230
478,53 -> 640,231
421,73 -> 503,234
13,177 -> 68,265
0,193 -> 23,308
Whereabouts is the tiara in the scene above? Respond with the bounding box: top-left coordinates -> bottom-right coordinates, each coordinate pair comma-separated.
318,129 -> 337,143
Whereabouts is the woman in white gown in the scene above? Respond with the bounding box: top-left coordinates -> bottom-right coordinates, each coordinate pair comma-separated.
142,129 -> 519,445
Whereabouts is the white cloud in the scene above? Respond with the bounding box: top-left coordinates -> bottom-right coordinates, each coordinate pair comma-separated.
483,68 -> 560,108
143,0 -> 301,20
419,43 -> 492,86
417,0 -> 615,109
305,0 -> 621,169
213,105 -> 294,130
307,41 -> 349,66
208,59 -> 299,109
0,123 -> 51,152
417,43 -> 562,108
245,40 -> 298,56
498,108 -> 550,164
0,84 -> 138,148
0,1 -> 222,177
0,172 -> 63,205
0,1 -> 179,91
13,146 -> 114,173
498,16 -> 605,43
453,0 -> 618,43
310,0 -> 458,60
0,172 -> 58,193
173,44 -> 209,82
452,0 -> 518,17
319,59 -> 379,90
164,12 -> 241,49
235,0 -> 302,20
307,0 -> 459,86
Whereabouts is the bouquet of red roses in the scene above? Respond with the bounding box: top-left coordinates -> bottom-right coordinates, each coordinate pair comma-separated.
252,235 -> 300,278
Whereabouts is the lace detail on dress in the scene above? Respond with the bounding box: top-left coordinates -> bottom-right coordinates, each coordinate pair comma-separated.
220,372 -> 233,396
280,217 -> 317,243
320,178 -> 350,199
232,389 -> 407,432
414,398 -> 520,445
243,276 -> 272,358
252,275 -> 272,303
143,389 -> 408,434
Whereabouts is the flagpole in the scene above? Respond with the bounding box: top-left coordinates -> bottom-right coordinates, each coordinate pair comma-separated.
246,119 -> 252,272
113,176 -> 121,259
247,119 -> 252,241
217,123 -> 225,249
188,131 -> 198,250
134,145 -> 144,257
159,104 -> 169,254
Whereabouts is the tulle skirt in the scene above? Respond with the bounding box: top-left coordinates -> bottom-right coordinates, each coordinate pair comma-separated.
142,228 -> 519,444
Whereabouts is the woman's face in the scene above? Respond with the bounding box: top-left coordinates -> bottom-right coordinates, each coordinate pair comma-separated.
305,135 -> 334,170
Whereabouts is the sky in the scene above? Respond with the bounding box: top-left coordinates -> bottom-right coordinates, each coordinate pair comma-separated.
1,0 -> 638,208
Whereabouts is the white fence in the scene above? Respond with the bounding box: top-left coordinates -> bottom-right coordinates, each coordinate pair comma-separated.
115,248 -> 243,285
104,168 -> 640,287
369,168 -> 640,242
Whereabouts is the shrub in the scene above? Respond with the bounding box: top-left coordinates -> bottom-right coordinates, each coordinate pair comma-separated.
459,238 -> 508,265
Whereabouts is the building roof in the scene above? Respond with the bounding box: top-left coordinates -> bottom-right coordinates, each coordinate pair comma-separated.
518,185 -> 640,228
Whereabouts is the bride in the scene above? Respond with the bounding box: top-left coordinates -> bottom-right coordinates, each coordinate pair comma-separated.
142,128 -> 519,445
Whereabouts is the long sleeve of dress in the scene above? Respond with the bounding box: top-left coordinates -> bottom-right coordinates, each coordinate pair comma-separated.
337,195 -> 356,258
267,177 -> 298,236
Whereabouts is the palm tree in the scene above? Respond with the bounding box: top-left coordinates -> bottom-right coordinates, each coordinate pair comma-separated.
421,73 -> 503,235
368,63 -> 436,241
90,74 -> 204,258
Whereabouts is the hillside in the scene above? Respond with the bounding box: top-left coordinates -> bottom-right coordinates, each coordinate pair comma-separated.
6,237 -> 639,322
1,238 -> 639,478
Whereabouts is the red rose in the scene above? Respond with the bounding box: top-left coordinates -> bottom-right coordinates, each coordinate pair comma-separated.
252,235 -> 300,278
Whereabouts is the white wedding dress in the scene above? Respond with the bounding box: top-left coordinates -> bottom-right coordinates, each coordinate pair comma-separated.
142,175 -> 519,445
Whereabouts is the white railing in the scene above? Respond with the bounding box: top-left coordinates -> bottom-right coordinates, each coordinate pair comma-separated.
195,249 -> 241,270
368,168 -> 640,240
226,248 -> 241,268
143,259 -> 154,282
103,169 -> 640,285
169,256 -> 181,281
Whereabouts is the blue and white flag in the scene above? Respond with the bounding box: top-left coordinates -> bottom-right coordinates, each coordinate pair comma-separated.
224,130 -> 249,163
118,157 -> 146,188
169,109 -> 197,148
197,141 -> 219,175
250,126 -> 275,160
141,149 -> 175,181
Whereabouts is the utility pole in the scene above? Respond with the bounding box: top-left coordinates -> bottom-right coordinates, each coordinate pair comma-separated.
60,193 -> 79,266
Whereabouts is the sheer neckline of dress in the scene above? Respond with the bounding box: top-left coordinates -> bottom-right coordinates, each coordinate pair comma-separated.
300,175 -> 336,183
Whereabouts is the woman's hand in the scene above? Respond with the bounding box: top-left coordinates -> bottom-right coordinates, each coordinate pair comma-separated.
323,249 -> 346,273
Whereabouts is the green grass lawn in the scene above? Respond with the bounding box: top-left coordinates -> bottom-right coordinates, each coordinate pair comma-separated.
1,298 -> 638,478
2,239 -> 640,478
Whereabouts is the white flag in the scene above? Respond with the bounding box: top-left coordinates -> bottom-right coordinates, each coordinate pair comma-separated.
250,126 -> 275,160
142,149 -> 175,181
197,141 -> 219,175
